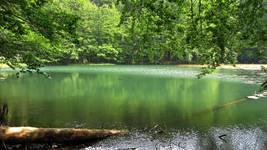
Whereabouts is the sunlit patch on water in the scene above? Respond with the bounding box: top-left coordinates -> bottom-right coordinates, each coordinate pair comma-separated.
208,127 -> 266,150
1,65 -> 266,84
229,128 -> 266,150
40,65 -> 267,85
214,69 -> 266,85
84,127 -> 267,150
84,130 -> 199,150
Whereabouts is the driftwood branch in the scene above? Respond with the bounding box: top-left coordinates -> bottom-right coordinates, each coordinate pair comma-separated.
0,127 -> 128,144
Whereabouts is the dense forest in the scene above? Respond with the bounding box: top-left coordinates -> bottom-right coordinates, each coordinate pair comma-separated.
0,0 -> 266,71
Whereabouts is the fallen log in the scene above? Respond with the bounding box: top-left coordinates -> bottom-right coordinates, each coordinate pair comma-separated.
0,126 -> 128,144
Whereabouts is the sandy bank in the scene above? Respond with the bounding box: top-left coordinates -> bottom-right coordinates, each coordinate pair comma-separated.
177,64 -> 267,70
1,64 -> 267,70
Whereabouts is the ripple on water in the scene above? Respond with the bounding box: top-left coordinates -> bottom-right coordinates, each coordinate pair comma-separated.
39,65 -> 266,84
1,65 -> 265,84
84,127 -> 267,150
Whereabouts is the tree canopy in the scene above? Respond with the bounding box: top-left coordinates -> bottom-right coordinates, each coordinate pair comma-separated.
0,0 -> 266,72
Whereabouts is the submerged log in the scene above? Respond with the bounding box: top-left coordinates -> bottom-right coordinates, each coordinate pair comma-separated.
0,127 -> 128,144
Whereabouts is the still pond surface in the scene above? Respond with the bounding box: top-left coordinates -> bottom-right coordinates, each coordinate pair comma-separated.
0,65 -> 267,149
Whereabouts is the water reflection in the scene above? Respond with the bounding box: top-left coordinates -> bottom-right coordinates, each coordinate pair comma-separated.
0,67 -> 263,129
1,66 -> 267,149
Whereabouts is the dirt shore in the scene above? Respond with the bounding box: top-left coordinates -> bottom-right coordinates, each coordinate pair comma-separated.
177,64 -> 267,70
0,64 -> 8,68
1,64 -> 267,70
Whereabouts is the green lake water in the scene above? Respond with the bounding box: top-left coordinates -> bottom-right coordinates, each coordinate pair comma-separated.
0,65 -> 267,149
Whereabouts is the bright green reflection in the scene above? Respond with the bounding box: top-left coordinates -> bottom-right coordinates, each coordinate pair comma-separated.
0,65 -> 265,130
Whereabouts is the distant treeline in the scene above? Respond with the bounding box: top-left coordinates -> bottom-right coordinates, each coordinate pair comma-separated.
0,0 -> 266,70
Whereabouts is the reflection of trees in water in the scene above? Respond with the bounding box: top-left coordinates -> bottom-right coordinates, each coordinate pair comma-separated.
0,103 -> 8,125
0,71 -> 260,128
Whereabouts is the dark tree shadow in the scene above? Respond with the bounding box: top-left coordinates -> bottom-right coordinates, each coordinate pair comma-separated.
0,103 -> 8,126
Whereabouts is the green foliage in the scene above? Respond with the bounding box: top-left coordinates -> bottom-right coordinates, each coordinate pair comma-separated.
75,2 -> 124,63
91,0 -> 116,7
117,0 -> 187,64
0,0 -> 48,69
0,0 -> 266,72
118,0 -> 266,69
0,0 -> 75,70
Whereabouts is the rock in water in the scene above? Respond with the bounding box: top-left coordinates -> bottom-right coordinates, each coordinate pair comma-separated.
247,96 -> 259,100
